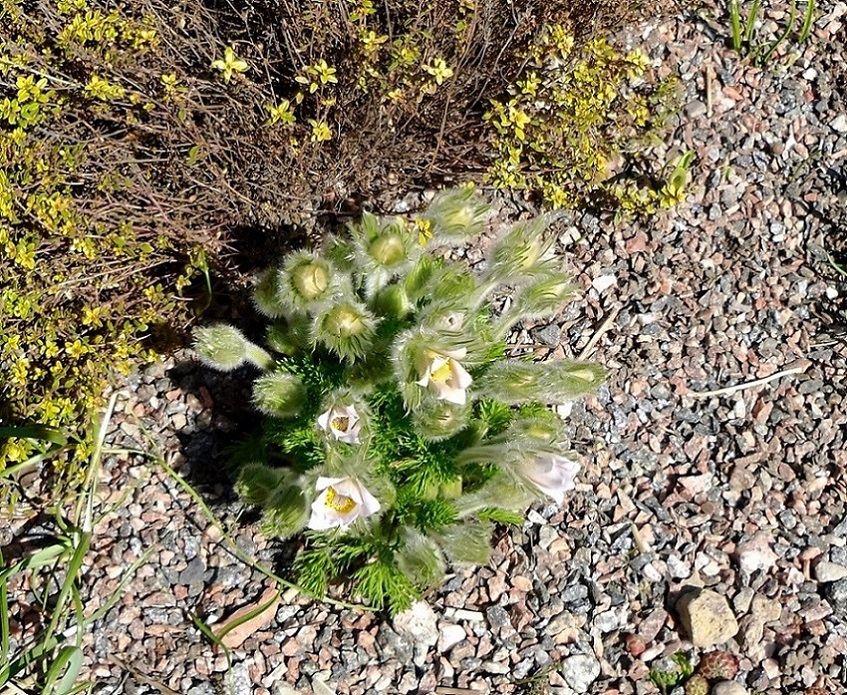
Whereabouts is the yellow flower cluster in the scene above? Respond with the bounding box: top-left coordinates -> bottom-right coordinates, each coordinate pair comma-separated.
0,0 -> 204,479
485,28 -> 680,212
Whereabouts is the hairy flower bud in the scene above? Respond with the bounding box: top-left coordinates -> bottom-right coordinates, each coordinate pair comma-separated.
414,399 -> 471,441
277,252 -> 338,312
253,269 -> 286,318
291,261 -> 330,301
423,186 -> 490,242
252,372 -> 306,418
369,231 -> 408,268
315,301 -> 377,361
193,324 -> 272,371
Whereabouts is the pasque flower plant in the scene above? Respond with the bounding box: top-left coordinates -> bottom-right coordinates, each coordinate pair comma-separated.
194,187 -> 605,612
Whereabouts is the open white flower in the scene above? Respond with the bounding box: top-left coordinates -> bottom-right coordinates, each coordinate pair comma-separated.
308,476 -> 381,531
317,404 -> 362,444
523,454 -> 580,504
416,347 -> 472,405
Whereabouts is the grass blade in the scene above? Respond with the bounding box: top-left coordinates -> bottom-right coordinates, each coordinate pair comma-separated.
0,425 -> 67,446
729,0 -> 743,51
758,0 -> 797,66
745,0 -> 762,44
799,0 -> 815,41
0,550 -> 9,684
42,646 -> 83,695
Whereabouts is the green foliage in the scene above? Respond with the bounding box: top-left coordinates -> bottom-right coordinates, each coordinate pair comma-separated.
199,189 -> 604,612
0,0 -> 283,475
485,26 -> 681,211
649,653 -> 695,695
728,0 -> 815,67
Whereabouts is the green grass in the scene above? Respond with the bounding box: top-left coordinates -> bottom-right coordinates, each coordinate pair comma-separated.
727,0 -> 815,67
0,395 -> 151,695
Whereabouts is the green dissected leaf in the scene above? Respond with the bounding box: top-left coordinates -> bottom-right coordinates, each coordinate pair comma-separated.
352,558 -> 418,614
476,508 -> 524,525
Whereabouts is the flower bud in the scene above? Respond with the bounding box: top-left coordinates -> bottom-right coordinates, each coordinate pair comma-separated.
371,284 -> 412,319
193,324 -> 273,371
315,301 -> 377,361
423,187 -> 490,242
395,527 -> 446,587
414,399 -> 470,441
291,260 -> 330,301
369,231 -> 408,268
277,252 -> 338,312
253,269 -> 286,318
252,372 -> 306,418
236,463 -> 285,506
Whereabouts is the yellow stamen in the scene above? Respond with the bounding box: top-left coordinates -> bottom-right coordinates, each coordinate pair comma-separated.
324,486 -> 357,514
331,416 -> 350,432
430,361 -> 453,384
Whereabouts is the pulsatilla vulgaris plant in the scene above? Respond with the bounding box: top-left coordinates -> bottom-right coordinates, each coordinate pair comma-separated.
194,188 -> 605,613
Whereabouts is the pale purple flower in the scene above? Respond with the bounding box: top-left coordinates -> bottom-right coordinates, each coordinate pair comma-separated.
524,454 -> 579,504
416,347 -> 472,405
308,476 -> 381,531
317,404 -> 362,444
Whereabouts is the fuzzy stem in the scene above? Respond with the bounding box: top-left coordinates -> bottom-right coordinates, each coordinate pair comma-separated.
245,344 -> 274,370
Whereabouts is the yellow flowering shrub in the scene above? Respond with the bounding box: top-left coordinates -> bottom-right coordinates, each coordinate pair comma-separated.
485,27 -> 681,211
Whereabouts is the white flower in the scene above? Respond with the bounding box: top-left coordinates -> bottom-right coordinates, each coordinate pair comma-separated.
416,348 -> 472,405
317,404 -> 362,444
308,476 -> 381,531
524,454 -> 579,504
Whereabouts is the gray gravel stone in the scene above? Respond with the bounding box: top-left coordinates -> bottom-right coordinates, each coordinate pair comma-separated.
485,605 -> 512,629
179,557 -> 206,585
560,653 -> 601,693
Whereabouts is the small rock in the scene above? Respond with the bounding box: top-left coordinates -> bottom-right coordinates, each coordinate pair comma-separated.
482,660 -> 510,675
676,589 -> 738,647
831,113 -> 847,133
735,533 -> 779,574
534,323 -> 562,347
393,601 -> 438,667
637,608 -> 667,643
814,561 -> 847,583
438,623 -> 466,653
224,664 -> 251,695
179,557 -> 206,585
685,100 -> 708,119
274,686 -> 302,695
546,610 -> 585,644
711,681 -> 748,695
560,654 -> 601,693
311,678 -> 335,695
486,605 -> 512,630
826,578 -> 847,616
591,275 -> 616,293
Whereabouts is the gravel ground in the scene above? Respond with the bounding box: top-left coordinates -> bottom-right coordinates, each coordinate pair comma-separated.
7,1 -> 847,694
